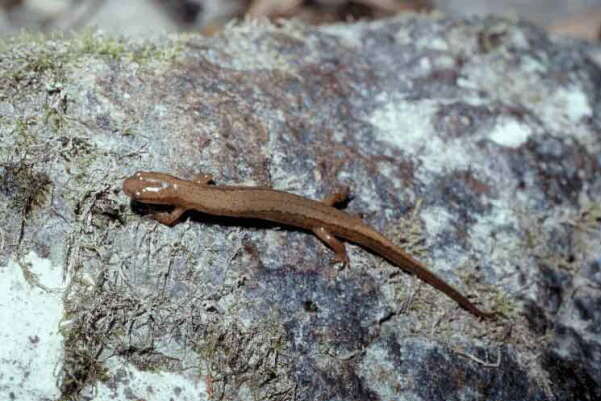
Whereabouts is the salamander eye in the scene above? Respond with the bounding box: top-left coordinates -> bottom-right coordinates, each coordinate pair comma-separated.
140,179 -> 170,193
124,172 -> 177,204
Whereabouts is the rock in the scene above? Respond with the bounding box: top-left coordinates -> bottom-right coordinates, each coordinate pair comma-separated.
0,14 -> 599,401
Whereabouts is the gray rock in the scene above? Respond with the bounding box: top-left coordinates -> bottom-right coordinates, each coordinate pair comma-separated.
0,14 -> 599,401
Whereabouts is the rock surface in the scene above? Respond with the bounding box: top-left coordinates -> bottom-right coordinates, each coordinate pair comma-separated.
0,14 -> 600,401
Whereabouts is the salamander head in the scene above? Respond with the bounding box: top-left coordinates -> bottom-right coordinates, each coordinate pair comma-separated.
122,171 -> 182,205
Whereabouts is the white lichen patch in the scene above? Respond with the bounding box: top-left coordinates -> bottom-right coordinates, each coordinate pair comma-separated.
488,118 -> 533,148
426,37 -> 450,52
88,357 -> 207,401
458,53 -> 591,143
542,86 -> 592,127
368,97 -> 482,179
0,252 -> 64,400
520,55 -> 548,74
368,97 -> 436,151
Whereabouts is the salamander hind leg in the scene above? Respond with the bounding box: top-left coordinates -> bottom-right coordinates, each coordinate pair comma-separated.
313,226 -> 349,266
192,173 -> 215,186
322,185 -> 351,208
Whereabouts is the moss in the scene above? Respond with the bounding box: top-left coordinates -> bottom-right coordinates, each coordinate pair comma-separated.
193,318 -> 295,400
488,288 -> 519,318
572,201 -> 601,233
517,202 -> 600,274
58,286 -> 111,399
0,30 -> 182,100
43,102 -> 67,132
0,163 -> 52,215
458,266 -> 520,320
381,199 -> 430,309
0,33 -> 66,90
75,29 -> 183,63
0,30 -> 184,176
59,329 -> 109,401
59,282 -> 176,398
77,31 -> 127,60
388,199 -> 428,259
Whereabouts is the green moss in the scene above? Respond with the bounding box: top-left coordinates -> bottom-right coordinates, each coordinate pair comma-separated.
77,31 -> 127,59
0,30 -> 182,99
43,103 -> 67,132
574,201 -> 601,232
75,29 -> 183,63
458,264 -> 520,320
489,288 -> 519,318
0,29 -> 184,171
13,117 -> 35,138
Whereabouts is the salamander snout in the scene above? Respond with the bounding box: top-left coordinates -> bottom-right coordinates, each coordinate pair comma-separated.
122,171 -> 177,204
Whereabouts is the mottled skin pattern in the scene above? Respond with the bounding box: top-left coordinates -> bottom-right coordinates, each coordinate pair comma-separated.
123,171 -> 495,319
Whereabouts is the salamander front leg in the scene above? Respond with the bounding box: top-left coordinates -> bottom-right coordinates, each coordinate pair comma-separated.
152,207 -> 186,226
313,226 -> 349,266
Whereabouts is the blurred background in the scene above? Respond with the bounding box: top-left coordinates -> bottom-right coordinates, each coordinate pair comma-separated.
0,0 -> 600,40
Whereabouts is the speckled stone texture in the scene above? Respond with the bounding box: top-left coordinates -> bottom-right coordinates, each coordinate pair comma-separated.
0,15 -> 600,401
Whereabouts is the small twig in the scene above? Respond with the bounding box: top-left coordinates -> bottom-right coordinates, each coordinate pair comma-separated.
398,277 -> 420,314
430,309 -> 447,336
454,346 -> 501,368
